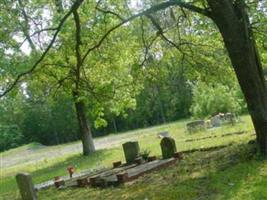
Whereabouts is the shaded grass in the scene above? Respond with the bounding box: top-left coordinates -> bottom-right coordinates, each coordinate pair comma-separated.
37,143 -> 267,200
1,115 -> 262,200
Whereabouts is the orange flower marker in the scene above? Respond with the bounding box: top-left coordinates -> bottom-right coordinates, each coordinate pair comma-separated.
67,166 -> 75,178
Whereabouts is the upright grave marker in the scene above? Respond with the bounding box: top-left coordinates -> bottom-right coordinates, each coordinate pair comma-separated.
16,173 -> 37,200
186,120 -> 206,133
160,137 -> 177,159
122,141 -> 140,164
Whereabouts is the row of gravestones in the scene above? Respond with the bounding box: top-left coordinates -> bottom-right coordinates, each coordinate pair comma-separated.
16,137 -> 177,200
123,137 -> 177,164
186,112 -> 236,133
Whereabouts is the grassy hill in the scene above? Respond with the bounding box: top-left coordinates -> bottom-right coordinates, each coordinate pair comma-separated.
1,115 -> 267,200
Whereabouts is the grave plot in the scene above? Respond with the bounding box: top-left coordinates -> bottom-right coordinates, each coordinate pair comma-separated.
35,167 -> 110,190
95,157 -> 178,187
16,137 -> 182,200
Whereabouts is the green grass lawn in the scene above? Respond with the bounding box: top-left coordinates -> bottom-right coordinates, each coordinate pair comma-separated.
1,115 -> 267,200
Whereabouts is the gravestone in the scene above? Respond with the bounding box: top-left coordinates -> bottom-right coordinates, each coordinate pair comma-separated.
205,119 -> 212,129
224,112 -> 235,125
157,131 -> 169,138
16,173 -> 37,200
160,137 -> 177,159
210,115 -> 221,127
122,141 -> 140,164
186,120 -> 205,133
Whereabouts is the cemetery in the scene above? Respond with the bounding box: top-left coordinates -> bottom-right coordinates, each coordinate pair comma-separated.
1,0 -> 267,199
186,112 -> 238,133
15,137 -> 182,200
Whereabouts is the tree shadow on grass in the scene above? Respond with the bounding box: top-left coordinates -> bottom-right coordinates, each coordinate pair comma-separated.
1,148 -> 122,200
6,143 -> 267,200
37,143 -> 267,200
158,143 -> 266,200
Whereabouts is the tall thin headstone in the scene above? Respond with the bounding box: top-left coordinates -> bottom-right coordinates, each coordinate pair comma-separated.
160,137 -> 177,159
16,173 -> 37,200
122,141 -> 140,164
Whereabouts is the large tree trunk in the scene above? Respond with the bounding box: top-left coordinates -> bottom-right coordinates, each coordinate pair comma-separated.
207,0 -> 267,153
73,92 -> 95,155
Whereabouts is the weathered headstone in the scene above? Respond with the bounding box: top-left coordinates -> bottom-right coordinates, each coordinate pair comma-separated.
160,137 -> 177,159
205,119 -> 212,129
224,112 -> 235,125
122,141 -> 140,164
186,120 -> 206,133
157,131 -> 169,138
210,115 -> 221,127
16,173 -> 37,200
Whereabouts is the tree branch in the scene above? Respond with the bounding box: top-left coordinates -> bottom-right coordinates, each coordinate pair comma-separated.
0,0 -> 84,98
0,0 -> 209,98
81,0 -> 210,65
73,8 -> 82,88
18,0 -> 36,51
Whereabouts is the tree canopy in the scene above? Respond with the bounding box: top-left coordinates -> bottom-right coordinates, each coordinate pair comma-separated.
0,0 -> 267,153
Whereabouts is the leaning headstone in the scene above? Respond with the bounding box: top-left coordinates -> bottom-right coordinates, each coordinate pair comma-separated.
16,173 -> 37,200
122,141 -> 140,164
186,120 -> 205,133
160,137 -> 177,159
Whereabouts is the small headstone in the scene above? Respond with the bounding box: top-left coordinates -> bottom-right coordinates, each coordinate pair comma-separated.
186,120 -> 206,133
160,137 -> 177,159
210,115 -> 221,127
122,141 -> 140,164
224,112 -> 235,125
157,131 -> 169,138
16,173 -> 37,200
205,119 -> 212,129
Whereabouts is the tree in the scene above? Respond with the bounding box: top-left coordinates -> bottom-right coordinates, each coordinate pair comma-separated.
190,82 -> 244,118
0,0 -> 142,155
205,0 -> 267,153
131,0 -> 267,153
1,0 -> 267,153
91,0 -> 267,152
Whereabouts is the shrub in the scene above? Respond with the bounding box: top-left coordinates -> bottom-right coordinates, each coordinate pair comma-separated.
190,82 -> 245,118
0,125 -> 24,152
139,149 -> 151,160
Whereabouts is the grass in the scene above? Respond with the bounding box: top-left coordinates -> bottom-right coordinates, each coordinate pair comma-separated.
1,115 -> 267,200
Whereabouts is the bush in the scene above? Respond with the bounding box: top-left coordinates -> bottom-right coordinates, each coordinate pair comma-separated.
0,125 -> 24,152
190,82 -> 245,118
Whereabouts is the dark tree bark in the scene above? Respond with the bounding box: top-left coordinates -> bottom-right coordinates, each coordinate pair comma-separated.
72,9 -> 95,155
207,0 -> 267,153
112,118 -> 118,133
73,92 -> 95,155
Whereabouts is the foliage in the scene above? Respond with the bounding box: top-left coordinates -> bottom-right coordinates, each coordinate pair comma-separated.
0,115 -> 257,199
190,82 -> 245,118
0,125 -> 23,151
139,149 -> 151,160
1,0 -> 266,152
